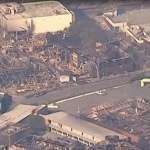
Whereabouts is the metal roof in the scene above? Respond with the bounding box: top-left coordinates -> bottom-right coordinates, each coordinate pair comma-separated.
0,104 -> 45,129
44,111 -> 127,140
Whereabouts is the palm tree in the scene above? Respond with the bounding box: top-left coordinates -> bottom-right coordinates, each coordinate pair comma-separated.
136,27 -> 145,40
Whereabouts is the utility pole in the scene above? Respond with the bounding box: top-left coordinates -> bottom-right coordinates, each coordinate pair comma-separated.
67,83 -> 70,97
78,107 -> 80,114
67,91 -> 70,97
15,31 -> 17,41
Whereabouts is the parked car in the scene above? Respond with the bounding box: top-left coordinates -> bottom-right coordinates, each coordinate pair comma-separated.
96,90 -> 107,96
34,91 -> 47,97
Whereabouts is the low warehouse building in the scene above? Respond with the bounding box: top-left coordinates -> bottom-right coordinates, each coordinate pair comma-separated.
43,111 -> 127,146
0,124 -> 30,147
0,104 -> 46,130
0,1 -> 74,37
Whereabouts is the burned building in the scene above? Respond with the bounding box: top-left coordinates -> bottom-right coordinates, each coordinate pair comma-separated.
67,43 -> 134,79
87,97 -> 150,143
0,145 -> 8,150
88,44 -> 134,78
87,57 -> 133,78
14,135 -> 142,150
98,57 -> 133,77
0,123 -> 31,147
70,52 -> 82,68
0,27 -> 134,95
14,135 -> 77,150
87,141 -> 142,150
0,34 -> 60,94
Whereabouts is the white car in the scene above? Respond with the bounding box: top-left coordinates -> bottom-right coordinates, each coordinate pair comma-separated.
96,90 -> 107,96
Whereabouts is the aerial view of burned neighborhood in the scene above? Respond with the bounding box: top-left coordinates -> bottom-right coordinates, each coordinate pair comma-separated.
0,0 -> 150,150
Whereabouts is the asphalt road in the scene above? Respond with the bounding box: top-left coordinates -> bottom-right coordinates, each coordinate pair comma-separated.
14,73 -> 142,105
58,82 -> 150,116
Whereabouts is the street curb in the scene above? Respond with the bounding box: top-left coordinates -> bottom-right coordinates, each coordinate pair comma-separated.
111,84 -> 130,89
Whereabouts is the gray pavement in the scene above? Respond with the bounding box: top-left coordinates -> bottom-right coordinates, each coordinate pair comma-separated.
58,82 -> 150,116
13,73 -> 143,105
62,1 -> 145,10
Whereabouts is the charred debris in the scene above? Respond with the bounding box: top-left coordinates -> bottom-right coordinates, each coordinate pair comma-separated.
0,31 -> 133,95
87,97 -> 150,143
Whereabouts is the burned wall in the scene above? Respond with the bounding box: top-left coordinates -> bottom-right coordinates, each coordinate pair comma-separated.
99,57 -> 133,76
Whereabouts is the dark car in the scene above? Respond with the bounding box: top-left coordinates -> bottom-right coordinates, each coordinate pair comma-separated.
34,91 -> 47,97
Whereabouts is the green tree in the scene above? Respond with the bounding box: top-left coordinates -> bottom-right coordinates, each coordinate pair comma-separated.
26,115 -> 46,131
67,19 -> 108,49
1,93 -> 12,114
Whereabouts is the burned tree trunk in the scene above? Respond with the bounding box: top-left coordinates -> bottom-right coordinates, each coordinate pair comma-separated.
89,45 -> 106,79
89,53 -> 100,79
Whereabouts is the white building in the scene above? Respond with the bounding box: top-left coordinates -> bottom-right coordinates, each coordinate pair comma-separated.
0,1 -> 75,37
101,5 -> 150,44
43,111 -> 128,146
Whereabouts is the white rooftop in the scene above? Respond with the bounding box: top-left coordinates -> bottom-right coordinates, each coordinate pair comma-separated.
0,104 -> 45,129
0,1 -> 70,20
44,111 -> 127,141
110,4 -> 150,25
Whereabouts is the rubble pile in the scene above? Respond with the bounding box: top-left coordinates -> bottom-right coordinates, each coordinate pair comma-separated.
88,97 -> 150,140
15,135 -> 78,150
0,35 -> 60,94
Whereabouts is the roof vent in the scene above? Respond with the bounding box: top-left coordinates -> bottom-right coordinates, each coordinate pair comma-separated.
4,3 -> 22,14
15,7 -> 22,13
5,8 -> 11,14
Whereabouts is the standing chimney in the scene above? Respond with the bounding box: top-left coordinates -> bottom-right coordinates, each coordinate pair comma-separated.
11,7 -> 15,15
